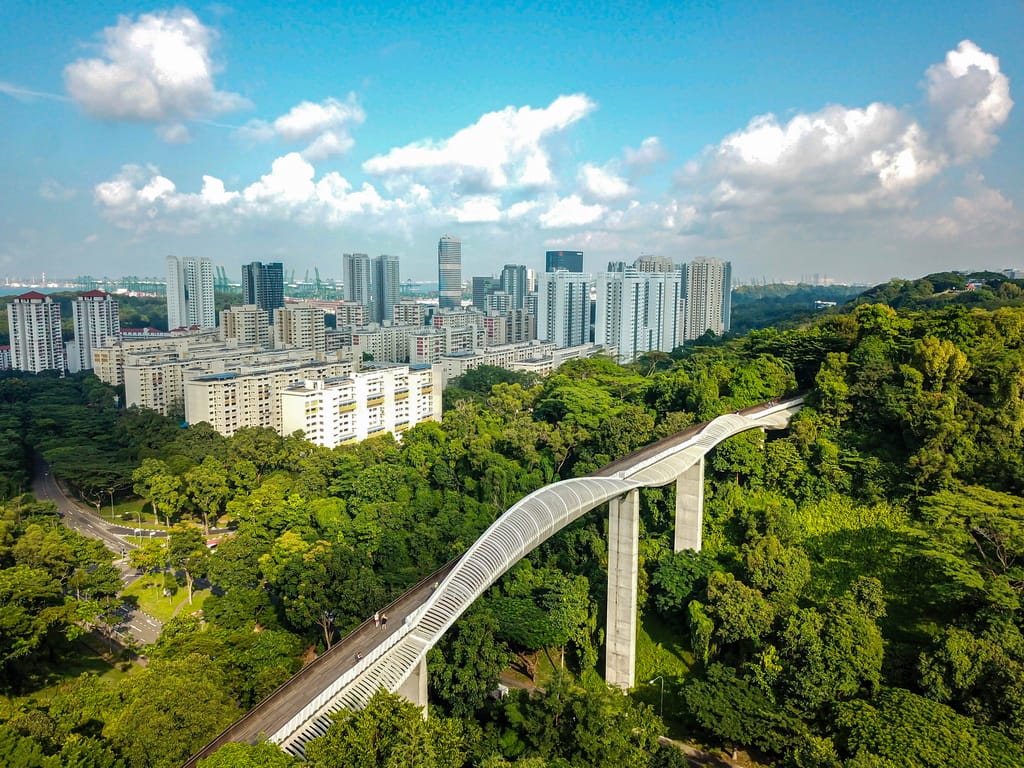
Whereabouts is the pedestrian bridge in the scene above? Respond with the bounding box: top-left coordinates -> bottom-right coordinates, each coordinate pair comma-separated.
183,396 -> 803,763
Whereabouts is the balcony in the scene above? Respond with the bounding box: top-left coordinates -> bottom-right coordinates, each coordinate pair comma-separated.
367,396 -> 385,407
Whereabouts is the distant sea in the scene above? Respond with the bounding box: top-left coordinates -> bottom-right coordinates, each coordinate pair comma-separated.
0,286 -> 70,297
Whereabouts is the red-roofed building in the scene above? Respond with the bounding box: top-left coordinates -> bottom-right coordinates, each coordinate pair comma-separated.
70,290 -> 120,373
7,292 -> 65,373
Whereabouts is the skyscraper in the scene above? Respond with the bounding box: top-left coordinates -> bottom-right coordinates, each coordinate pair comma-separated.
343,253 -> 373,311
537,271 -> 592,348
241,262 -> 284,320
166,256 -> 216,330
438,235 -> 462,310
471,276 -> 497,311
682,258 -> 732,342
545,250 -> 584,273
374,254 -> 401,323
7,292 -> 65,373
71,290 -> 120,372
500,264 -> 528,309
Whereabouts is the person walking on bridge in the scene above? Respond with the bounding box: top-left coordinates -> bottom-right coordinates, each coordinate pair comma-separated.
374,611 -> 380,629
380,613 -> 388,630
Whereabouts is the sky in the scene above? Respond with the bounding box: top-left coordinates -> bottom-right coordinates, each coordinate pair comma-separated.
1,1 -> 1022,286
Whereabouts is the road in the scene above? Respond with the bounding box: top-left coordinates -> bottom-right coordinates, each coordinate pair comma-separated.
31,453 -> 164,646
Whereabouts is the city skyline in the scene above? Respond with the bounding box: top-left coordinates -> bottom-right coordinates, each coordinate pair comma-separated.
1,2 -> 1022,284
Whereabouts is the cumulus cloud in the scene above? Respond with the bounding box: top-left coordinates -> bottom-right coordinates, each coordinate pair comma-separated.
926,40 -> 1013,161
539,195 -> 607,228
64,9 -> 248,131
233,95 -> 365,158
578,164 -> 634,202
156,122 -> 191,144
363,94 -> 596,193
623,137 -> 668,172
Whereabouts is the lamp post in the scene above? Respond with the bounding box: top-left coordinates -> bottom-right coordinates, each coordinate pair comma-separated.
649,676 -> 665,719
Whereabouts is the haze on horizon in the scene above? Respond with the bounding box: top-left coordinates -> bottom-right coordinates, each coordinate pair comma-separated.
1,0 -> 1021,285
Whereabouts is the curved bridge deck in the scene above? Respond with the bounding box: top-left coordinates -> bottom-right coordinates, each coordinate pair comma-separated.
183,396 -> 802,765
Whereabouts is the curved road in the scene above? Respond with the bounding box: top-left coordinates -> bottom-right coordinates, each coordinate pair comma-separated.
31,453 -> 164,645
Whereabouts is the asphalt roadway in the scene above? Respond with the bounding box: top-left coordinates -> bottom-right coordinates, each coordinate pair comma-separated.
31,453 -> 164,645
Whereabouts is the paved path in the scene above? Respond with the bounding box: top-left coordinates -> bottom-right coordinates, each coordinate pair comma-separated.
31,453 -> 164,646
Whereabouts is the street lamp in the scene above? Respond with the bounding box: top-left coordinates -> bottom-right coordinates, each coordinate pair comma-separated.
649,676 -> 665,719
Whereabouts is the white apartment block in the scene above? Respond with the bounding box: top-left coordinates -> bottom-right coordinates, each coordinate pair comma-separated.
440,340 -> 556,384
333,301 -> 369,327
166,256 -> 216,330
185,358 -> 356,436
393,301 -> 429,325
281,363 -> 441,448
409,325 -> 480,365
595,269 -> 683,363
0,346 -> 10,370
274,303 -> 327,357
682,258 -> 732,341
352,323 -> 416,363
7,292 -> 65,373
221,305 -> 270,348
508,343 -> 616,377
70,291 -> 120,373
537,271 -> 592,348
483,310 -> 535,345
92,329 -> 219,388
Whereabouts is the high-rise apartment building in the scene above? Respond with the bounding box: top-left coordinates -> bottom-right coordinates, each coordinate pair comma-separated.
595,269 -> 683,362
274,303 -> 327,357
500,264 -> 528,309
374,254 -> 401,324
221,305 -> 271,348
7,292 -> 65,373
343,253 -> 373,310
682,258 -> 732,341
166,256 -> 216,330
241,262 -> 284,320
537,271 -> 591,348
438,235 -> 462,310
70,290 -> 120,372
545,250 -> 584,273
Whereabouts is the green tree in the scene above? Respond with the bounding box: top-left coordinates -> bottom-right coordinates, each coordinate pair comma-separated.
197,741 -> 300,767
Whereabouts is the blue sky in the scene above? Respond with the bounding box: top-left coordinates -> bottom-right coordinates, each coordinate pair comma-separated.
1,1 -> 1022,285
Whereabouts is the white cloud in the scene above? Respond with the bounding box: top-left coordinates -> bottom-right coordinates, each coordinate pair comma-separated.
578,163 -> 634,202
156,122 -> 191,144
623,137 -> 668,172
926,39 -> 1013,161
39,180 -> 77,201
363,94 -> 596,193
539,195 -> 607,228
233,95 -> 365,158
64,9 -> 248,132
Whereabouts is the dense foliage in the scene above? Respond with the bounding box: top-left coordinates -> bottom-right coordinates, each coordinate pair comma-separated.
1,277 -> 1024,767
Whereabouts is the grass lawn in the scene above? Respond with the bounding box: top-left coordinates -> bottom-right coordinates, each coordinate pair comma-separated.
122,576 -> 212,623
94,498 -> 161,528
3,636 -> 135,710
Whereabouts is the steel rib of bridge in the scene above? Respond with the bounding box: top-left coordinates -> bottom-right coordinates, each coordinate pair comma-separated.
273,398 -> 802,757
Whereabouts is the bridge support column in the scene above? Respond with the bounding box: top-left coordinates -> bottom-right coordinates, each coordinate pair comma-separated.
674,457 -> 704,552
606,488 -> 639,690
397,655 -> 429,717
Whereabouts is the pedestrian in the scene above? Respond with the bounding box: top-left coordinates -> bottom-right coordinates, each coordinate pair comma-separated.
355,651 -> 364,661
374,611 -> 380,629
380,613 -> 388,630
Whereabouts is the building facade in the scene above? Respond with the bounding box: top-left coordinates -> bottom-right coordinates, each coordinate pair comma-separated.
537,271 -> 591,348
70,290 -> 120,373
274,303 -> 327,357
374,254 -> 401,324
438,235 -> 462,310
545,250 -> 584,273
500,263 -> 528,309
343,253 -> 374,315
166,256 -> 216,330
241,262 -> 284,319
595,269 -> 683,362
682,258 -> 732,341
281,363 -> 441,448
7,292 -> 65,373
221,305 -> 271,348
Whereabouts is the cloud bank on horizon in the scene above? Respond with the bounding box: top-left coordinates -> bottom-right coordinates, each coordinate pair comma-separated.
3,5 -> 1022,282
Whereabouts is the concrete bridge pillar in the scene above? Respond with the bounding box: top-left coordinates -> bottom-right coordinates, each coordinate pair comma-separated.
674,457 -> 704,552
605,488 -> 639,690
397,655 -> 429,717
